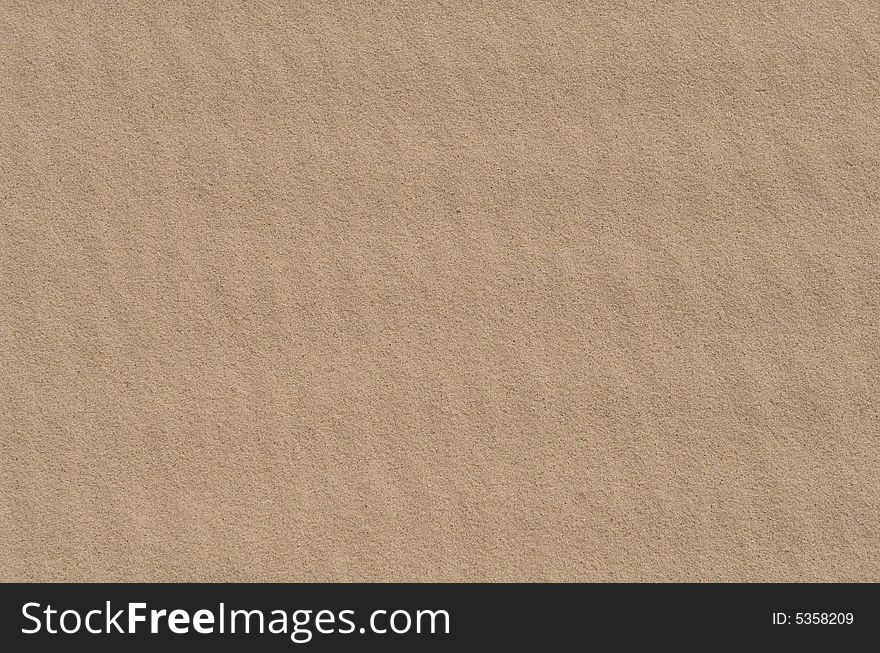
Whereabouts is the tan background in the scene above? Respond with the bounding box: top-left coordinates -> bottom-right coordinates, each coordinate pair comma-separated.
1,1 -> 878,582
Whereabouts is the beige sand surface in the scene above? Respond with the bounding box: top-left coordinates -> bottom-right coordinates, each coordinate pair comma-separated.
1,2 -> 878,581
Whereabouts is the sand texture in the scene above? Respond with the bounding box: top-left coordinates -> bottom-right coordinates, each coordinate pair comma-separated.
1,2 -> 878,581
